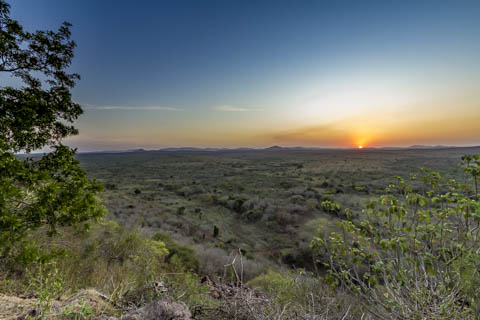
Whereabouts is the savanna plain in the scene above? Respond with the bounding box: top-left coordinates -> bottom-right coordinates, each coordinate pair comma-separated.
3,146 -> 478,319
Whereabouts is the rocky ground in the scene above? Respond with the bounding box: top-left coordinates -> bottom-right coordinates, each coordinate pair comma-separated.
0,279 -> 263,320
0,289 -> 113,319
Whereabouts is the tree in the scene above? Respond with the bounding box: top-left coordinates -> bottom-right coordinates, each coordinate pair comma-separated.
213,225 -> 219,238
461,154 -> 480,199
0,0 -> 104,256
311,163 -> 480,319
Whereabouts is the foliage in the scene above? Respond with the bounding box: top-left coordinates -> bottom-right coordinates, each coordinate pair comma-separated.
76,140 -> 474,272
312,157 -> 480,319
0,1 -> 80,153
461,154 -> 480,198
248,269 -> 302,307
163,271 -> 218,312
40,221 -> 213,314
0,147 -> 105,255
208,268 -> 363,320
27,262 -> 65,319
244,209 -> 262,222
0,0 -> 104,256
320,199 -> 342,214
153,232 -> 200,272
61,300 -> 94,320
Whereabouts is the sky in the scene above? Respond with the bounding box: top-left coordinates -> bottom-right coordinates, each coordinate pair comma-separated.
7,0 -> 480,150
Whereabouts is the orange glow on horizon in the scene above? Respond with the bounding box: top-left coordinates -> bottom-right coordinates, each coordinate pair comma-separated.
71,94 -> 480,150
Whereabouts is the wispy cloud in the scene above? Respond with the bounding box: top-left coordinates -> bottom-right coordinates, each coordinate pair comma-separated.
82,104 -> 180,111
213,105 -> 262,112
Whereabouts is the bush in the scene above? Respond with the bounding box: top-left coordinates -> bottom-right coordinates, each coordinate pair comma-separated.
213,225 -> 220,238
163,271 -> 218,311
248,269 -> 298,306
312,158 -> 480,319
243,210 -> 262,223
320,199 -> 341,215
153,232 -> 200,272
244,269 -> 363,319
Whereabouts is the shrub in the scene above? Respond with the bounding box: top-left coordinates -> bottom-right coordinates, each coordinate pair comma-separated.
162,271 -> 218,312
320,199 -> 341,215
312,159 -> 480,319
290,195 -> 305,204
305,198 -> 319,210
213,225 -> 220,238
248,269 -> 298,306
153,232 -> 200,272
245,269 -> 362,319
105,183 -> 117,190
243,210 -> 262,223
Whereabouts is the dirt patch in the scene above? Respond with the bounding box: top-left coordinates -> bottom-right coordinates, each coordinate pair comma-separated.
106,301 -> 191,320
0,289 -> 115,319
0,294 -> 38,320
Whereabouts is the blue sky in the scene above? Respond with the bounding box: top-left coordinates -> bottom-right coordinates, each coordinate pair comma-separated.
8,0 -> 480,150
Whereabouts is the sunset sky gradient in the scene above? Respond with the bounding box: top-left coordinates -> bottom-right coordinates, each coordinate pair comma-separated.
8,0 -> 480,150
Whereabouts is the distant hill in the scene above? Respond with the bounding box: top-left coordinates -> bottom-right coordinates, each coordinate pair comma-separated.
76,148 -> 147,154
265,145 -> 283,150
79,147 -> 256,154
408,145 -> 454,149
160,147 -> 224,152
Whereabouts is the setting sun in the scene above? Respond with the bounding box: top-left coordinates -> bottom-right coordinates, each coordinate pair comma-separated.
358,145 -> 363,149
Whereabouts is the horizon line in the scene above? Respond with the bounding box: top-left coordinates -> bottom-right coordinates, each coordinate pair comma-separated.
19,144 -> 480,155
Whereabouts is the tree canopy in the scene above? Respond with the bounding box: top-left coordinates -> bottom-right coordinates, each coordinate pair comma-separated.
0,0 -> 104,256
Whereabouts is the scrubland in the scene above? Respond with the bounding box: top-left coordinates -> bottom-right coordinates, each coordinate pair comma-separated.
2,146 -> 480,319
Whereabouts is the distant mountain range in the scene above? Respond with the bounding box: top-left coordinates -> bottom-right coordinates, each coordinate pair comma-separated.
75,144 -> 480,154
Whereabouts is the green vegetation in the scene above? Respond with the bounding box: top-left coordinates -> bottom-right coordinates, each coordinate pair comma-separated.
76,146 -> 473,275
1,147 -> 472,319
312,159 -> 480,319
0,0 -> 104,257
153,231 -> 200,272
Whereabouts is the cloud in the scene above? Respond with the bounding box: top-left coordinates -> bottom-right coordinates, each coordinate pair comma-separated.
267,107 -> 480,148
271,122 -> 353,147
82,104 -> 180,111
213,105 -> 251,112
83,103 -> 262,112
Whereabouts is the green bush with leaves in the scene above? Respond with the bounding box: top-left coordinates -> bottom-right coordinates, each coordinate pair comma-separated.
0,0 -> 104,257
163,271 -> 218,312
19,221 -> 170,308
153,232 -> 200,272
320,199 -> 342,215
248,269 -> 301,307
462,154 -> 480,198
312,157 -> 480,319
27,262 -> 65,319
